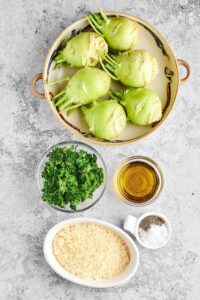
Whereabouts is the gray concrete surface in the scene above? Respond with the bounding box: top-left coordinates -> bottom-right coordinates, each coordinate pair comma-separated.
0,0 -> 200,299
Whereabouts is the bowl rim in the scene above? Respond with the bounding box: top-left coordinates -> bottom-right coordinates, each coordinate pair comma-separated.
36,140 -> 107,213
43,217 -> 140,288
112,156 -> 164,207
40,11 -> 180,146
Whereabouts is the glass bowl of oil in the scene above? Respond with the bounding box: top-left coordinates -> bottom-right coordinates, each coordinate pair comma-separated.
113,156 -> 164,206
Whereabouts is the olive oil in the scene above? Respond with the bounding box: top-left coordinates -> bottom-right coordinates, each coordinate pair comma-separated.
117,161 -> 159,203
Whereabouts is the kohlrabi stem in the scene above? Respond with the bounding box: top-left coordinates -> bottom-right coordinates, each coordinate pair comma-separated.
93,13 -> 104,25
99,57 -> 118,80
54,95 -> 67,106
54,52 -> 63,62
54,59 -> 65,64
103,53 -> 117,65
45,77 -> 70,86
59,101 -> 80,114
65,103 -> 80,112
110,94 -> 119,101
105,63 -> 115,73
98,7 -> 108,22
109,90 -> 123,102
59,99 -> 74,110
109,92 -> 119,101
87,16 -> 102,35
53,90 -> 66,100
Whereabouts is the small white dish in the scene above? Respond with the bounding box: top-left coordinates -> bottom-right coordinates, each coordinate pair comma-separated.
124,211 -> 171,249
43,218 -> 139,288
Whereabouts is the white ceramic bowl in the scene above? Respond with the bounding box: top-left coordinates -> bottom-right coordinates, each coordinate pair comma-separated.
124,211 -> 171,249
43,218 -> 139,288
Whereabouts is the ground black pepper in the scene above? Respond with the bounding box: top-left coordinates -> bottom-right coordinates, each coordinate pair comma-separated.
139,215 -> 165,231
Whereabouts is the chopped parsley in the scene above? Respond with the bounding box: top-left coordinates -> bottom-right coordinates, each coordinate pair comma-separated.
41,145 -> 104,210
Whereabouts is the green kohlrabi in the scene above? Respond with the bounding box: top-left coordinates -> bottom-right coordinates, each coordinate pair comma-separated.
54,32 -> 108,67
46,67 -> 111,113
111,88 -> 162,125
87,7 -> 138,51
81,100 -> 126,141
100,49 -> 159,87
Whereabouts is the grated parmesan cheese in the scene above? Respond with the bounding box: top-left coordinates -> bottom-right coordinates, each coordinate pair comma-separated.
52,223 -> 130,280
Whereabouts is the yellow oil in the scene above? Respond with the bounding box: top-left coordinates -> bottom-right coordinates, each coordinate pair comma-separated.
118,161 -> 159,203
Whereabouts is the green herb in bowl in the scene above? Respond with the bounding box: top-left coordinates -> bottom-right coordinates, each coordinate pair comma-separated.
39,143 -> 105,211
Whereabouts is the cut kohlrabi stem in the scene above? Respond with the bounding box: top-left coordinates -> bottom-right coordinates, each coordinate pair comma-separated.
87,7 -> 138,51
100,49 -> 159,87
54,32 -> 108,67
47,67 -> 111,114
45,77 -> 70,86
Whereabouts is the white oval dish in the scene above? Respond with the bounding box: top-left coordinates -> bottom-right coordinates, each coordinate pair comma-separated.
43,218 -> 139,288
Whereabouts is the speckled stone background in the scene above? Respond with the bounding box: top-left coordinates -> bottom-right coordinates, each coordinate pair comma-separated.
0,0 -> 199,299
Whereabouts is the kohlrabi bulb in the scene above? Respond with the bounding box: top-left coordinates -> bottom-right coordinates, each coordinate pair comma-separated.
100,50 -> 158,88
81,100 -> 126,140
115,50 -> 159,87
66,67 -> 111,105
52,67 -> 111,113
54,32 -> 108,67
87,8 -> 138,51
121,88 -> 162,125
102,17 -> 138,51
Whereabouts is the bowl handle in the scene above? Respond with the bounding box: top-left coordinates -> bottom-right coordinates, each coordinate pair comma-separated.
31,73 -> 46,99
177,59 -> 191,84
124,215 -> 138,236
